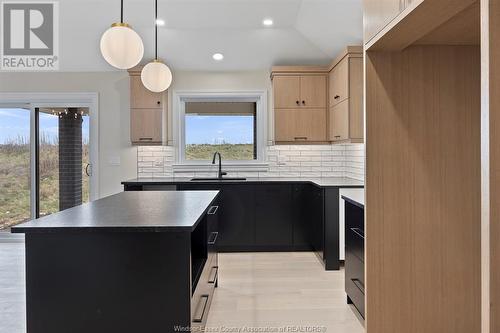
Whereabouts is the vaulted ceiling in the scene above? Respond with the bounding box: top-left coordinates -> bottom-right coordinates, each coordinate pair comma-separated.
60,0 -> 363,71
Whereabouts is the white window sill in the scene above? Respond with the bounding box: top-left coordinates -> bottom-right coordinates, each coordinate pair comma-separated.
172,162 -> 269,173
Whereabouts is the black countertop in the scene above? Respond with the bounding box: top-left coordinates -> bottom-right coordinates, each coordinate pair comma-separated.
12,191 -> 219,233
341,189 -> 365,209
122,177 -> 364,188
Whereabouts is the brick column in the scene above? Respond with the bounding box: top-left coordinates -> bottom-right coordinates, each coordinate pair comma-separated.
58,108 -> 83,211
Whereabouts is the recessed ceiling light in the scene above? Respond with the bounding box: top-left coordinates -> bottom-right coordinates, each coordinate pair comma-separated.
155,19 -> 165,26
212,53 -> 224,61
263,18 -> 274,27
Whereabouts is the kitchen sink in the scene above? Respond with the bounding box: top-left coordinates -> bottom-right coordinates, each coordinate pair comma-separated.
190,177 -> 247,181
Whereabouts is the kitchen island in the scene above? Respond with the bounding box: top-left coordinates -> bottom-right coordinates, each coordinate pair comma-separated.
123,177 -> 363,270
12,191 -> 220,333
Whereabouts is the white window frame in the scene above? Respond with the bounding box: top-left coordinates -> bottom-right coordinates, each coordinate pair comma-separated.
172,90 -> 268,172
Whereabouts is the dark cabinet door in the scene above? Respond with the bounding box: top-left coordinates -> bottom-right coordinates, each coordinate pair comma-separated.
255,184 -> 293,247
218,185 -> 255,249
292,184 -> 312,249
310,186 -> 324,259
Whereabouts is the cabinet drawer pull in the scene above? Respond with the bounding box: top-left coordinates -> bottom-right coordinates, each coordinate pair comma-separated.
294,136 -> 308,140
192,295 -> 209,323
208,232 -> 218,245
296,100 -> 300,105
334,135 -> 341,138
207,205 -> 218,215
157,101 -> 161,105
334,95 -> 340,99
208,266 -> 218,284
350,227 -> 365,239
139,137 -> 153,141
351,278 -> 365,294
302,100 -> 306,105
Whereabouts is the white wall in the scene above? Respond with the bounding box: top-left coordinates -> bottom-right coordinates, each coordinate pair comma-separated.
0,72 -> 135,197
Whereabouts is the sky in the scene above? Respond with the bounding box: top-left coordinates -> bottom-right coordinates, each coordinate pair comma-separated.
0,108 -> 90,144
185,115 -> 254,145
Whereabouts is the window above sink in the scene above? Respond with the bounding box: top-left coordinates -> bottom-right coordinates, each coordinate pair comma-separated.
172,91 -> 268,171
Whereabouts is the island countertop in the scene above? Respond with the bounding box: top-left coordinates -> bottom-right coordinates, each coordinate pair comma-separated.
11,191 -> 219,233
122,177 -> 364,188
341,189 -> 365,208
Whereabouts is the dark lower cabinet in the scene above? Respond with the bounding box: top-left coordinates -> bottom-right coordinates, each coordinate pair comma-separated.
344,199 -> 365,318
255,184 -> 293,248
125,181 -> 354,269
218,185 -> 256,250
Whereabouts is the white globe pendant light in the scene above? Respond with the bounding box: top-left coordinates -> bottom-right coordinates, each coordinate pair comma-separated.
141,0 -> 173,92
100,0 -> 144,69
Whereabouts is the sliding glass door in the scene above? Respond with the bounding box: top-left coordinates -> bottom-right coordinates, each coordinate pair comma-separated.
0,105 -> 94,229
0,107 -> 32,229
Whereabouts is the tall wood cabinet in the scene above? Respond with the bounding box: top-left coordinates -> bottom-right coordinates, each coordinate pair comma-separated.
128,67 -> 168,145
271,47 -> 363,145
271,71 -> 328,143
328,47 -> 363,143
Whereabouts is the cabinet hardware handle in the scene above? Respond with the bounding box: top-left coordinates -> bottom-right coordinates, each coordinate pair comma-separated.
302,100 -> 306,105
350,227 -> 365,239
157,101 -> 161,105
334,135 -> 341,138
334,95 -> 340,99
296,100 -> 300,105
207,205 -> 219,215
208,232 -> 218,245
192,295 -> 209,322
139,137 -> 153,141
351,278 -> 365,294
294,136 -> 308,140
208,266 -> 218,284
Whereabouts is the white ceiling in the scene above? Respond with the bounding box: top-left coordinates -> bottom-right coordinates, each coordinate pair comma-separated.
59,0 -> 363,71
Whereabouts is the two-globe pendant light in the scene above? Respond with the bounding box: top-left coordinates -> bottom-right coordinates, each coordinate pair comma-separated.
100,0 -> 172,93
141,0 -> 173,92
100,0 -> 144,69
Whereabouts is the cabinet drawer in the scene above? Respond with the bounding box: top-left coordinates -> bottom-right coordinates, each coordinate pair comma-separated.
330,58 -> 349,106
346,226 -> 364,262
191,257 -> 216,329
345,251 -> 365,317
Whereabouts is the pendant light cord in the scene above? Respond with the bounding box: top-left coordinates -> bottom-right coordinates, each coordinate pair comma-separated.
155,0 -> 158,60
120,0 -> 123,23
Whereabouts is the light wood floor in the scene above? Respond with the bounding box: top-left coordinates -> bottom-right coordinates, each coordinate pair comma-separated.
0,240 -> 364,332
207,252 -> 364,332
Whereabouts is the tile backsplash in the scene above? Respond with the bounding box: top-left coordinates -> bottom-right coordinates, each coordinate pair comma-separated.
137,144 -> 365,181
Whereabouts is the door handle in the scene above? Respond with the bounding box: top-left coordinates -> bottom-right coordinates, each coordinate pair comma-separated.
334,95 -> 340,99
85,163 -> 92,176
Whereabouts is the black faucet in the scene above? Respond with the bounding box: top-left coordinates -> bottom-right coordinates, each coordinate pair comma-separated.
212,152 -> 227,179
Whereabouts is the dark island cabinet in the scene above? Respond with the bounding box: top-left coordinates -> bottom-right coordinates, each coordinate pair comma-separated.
344,198 -> 365,318
255,184 -> 293,248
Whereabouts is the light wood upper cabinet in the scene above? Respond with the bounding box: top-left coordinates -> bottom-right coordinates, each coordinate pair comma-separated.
300,76 -> 327,108
329,58 -> 349,107
128,67 -> 167,146
274,108 -> 326,142
130,108 -> 163,144
329,100 -> 349,142
273,74 -> 327,109
363,0 -> 402,43
327,51 -> 364,143
273,76 -> 301,108
130,75 -> 164,109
